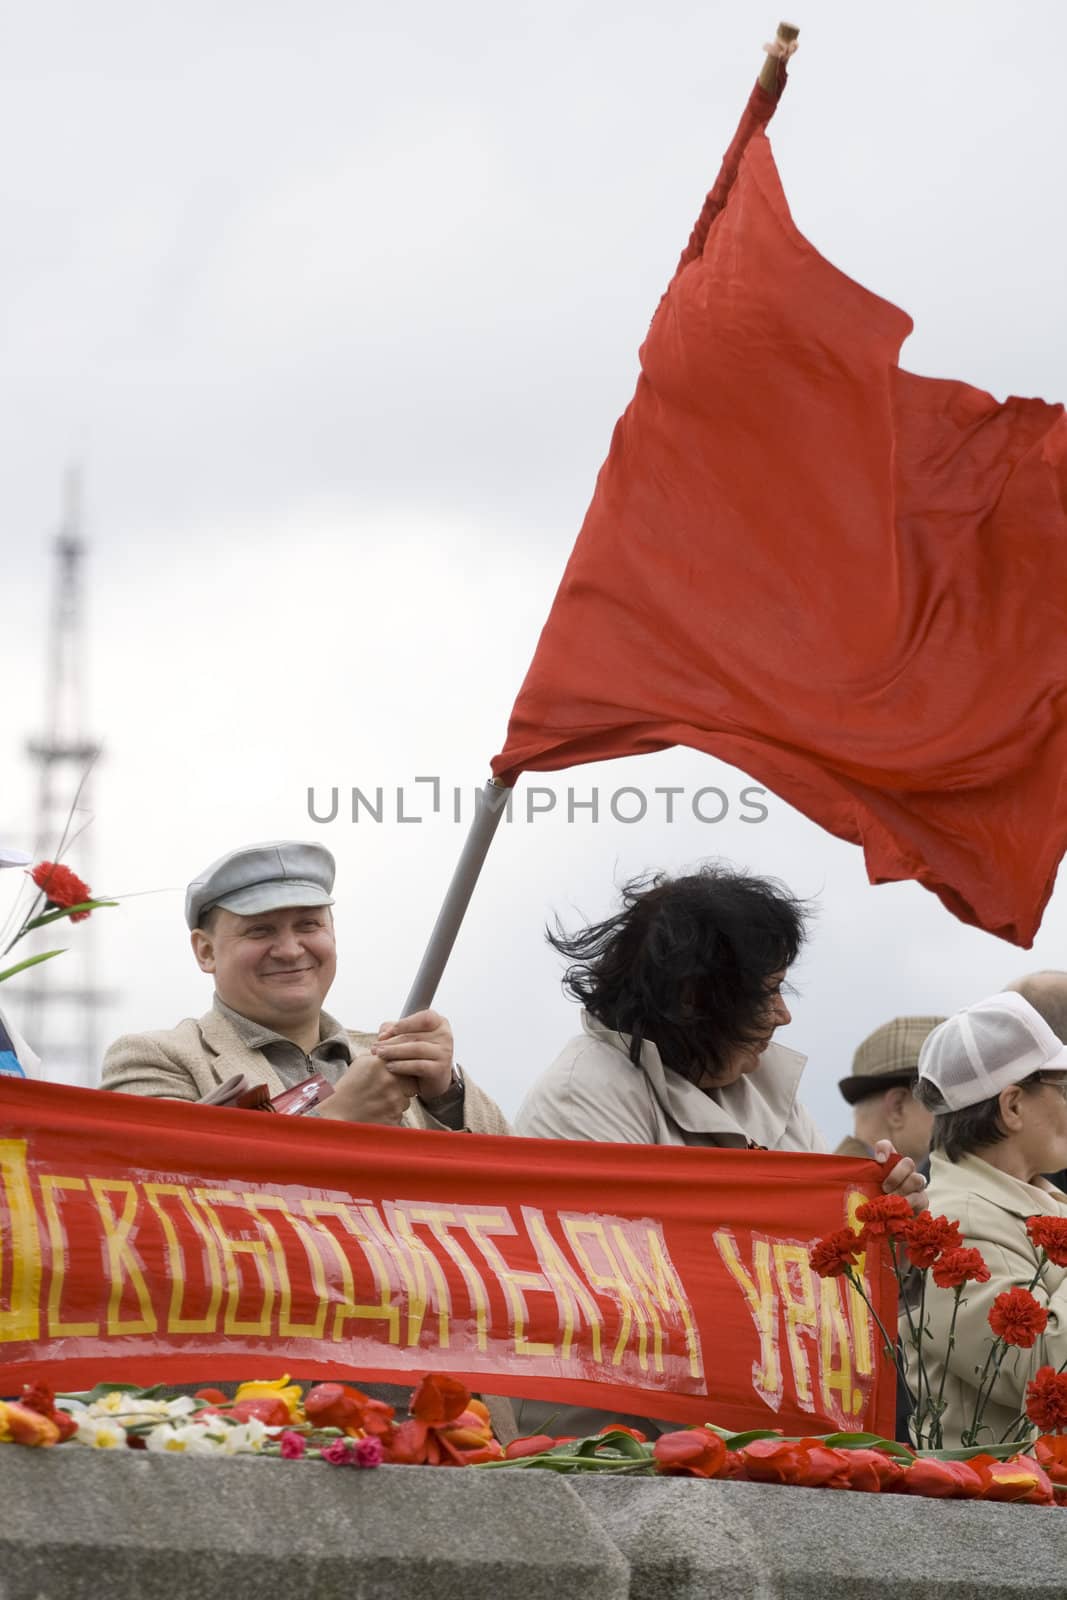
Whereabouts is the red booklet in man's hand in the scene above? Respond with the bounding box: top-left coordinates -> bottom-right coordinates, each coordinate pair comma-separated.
197,1074 -> 335,1115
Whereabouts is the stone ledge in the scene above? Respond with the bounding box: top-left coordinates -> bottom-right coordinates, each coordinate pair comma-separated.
1,1452 -> 1062,1600
573,1476 -> 1062,1600
0,1454 -> 628,1600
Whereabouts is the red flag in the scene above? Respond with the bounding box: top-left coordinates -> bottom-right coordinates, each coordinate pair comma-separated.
492,100 -> 1067,946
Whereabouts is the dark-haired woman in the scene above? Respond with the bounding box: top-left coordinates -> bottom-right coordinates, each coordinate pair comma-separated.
515,867 -> 924,1205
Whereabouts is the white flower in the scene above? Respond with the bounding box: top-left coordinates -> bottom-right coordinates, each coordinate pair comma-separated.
145,1424 -> 220,1455
87,1392 -> 139,1417
217,1418 -> 267,1455
76,1417 -> 128,1449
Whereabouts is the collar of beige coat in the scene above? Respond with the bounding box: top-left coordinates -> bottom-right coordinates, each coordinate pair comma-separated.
930,1150 -> 1067,1220
581,1011 -> 807,1145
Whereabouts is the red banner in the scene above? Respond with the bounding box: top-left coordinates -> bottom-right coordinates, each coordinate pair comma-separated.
0,1079 -> 896,1436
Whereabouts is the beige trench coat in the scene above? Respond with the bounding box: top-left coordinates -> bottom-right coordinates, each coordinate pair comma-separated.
913,1151 -> 1067,1447
101,1008 -> 511,1135
514,1012 -> 826,1150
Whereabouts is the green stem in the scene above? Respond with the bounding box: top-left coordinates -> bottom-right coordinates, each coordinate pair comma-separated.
963,1256 -> 1047,1448
930,1285 -> 965,1451
846,1266 -> 916,1412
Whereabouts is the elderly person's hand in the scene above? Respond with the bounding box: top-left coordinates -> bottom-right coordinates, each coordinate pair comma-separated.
373,1009 -> 455,1101
873,1138 -> 929,1215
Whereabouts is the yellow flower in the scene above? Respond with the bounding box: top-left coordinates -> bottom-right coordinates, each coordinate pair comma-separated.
233,1375 -> 303,1422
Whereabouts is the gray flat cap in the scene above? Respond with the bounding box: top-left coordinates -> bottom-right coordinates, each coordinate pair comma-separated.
185,841 -> 335,929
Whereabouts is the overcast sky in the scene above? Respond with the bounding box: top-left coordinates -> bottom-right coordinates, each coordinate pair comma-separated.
2,0 -> 1065,1145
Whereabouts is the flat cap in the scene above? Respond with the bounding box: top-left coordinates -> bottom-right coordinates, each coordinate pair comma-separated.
185,841 -> 335,930
837,1015 -> 946,1106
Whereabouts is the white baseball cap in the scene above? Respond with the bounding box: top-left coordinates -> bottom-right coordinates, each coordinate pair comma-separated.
917,991 -> 1067,1112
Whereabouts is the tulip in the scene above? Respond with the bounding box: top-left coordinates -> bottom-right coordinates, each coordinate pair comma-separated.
653,1429 -> 727,1479
899,1458 -> 984,1498
233,1377 -> 303,1421
505,1434 -> 558,1461
970,1453 -> 1054,1505
0,1401 -> 61,1447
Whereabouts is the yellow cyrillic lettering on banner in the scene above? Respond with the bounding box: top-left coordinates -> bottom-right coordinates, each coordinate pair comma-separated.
713,1229 -> 781,1407
844,1190 -> 875,1378
0,1141 -> 43,1342
358,1205 -> 425,1345
466,1210 -> 555,1358
193,1188 -> 274,1337
301,1201 -> 400,1345
143,1184 -> 223,1335
562,1218 -> 647,1368
385,1204 -> 452,1349
405,1205 -> 490,1353
40,1176 -> 99,1337
772,1243 -> 818,1409
88,1179 -> 157,1336
611,1225 -> 703,1381
243,1196 -> 318,1339
523,1207 -> 603,1363
819,1276 -> 862,1421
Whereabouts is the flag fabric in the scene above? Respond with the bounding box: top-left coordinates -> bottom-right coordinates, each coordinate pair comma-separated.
492,88 -> 1067,946
0,1076 -> 897,1438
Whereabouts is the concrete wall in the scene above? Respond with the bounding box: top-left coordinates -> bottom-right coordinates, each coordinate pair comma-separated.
0,1453 -> 1059,1600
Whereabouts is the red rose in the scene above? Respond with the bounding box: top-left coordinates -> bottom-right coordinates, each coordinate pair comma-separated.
930,1247 -> 991,1290
970,1453 -> 1054,1505
1026,1216 -> 1067,1268
899,1458 -> 984,1498
1033,1434 -> 1067,1485
28,861 -> 92,921
1026,1366 -> 1067,1434
988,1286 -> 1049,1348
855,1195 -> 912,1244
902,1213 -> 963,1271
809,1228 -> 863,1279
653,1430 -> 727,1479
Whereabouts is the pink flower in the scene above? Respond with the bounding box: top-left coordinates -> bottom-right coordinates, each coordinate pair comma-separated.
354,1436 -> 384,1468
320,1438 -> 354,1465
279,1431 -> 307,1460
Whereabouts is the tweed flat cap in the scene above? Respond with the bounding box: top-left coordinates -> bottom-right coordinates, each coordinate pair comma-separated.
185,841 -> 335,929
837,1015 -> 946,1106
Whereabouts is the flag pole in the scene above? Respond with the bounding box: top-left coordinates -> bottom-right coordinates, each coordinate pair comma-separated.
758,21 -> 799,92
401,778 -> 512,1015
400,21 -> 799,1017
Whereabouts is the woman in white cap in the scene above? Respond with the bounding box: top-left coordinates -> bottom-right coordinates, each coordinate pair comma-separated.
914,991 -> 1067,1446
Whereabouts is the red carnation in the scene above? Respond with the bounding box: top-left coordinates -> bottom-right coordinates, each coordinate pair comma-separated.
28,861 -> 92,921
1026,1215 -> 1067,1268
809,1228 -> 863,1279
988,1287 -> 1049,1348
903,1213 -> 963,1271
930,1247 -> 990,1289
1026,1366 -> 1067,1434
855,1194 -> 912,1244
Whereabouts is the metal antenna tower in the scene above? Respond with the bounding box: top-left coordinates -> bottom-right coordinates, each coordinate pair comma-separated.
21,469 -> 110,1083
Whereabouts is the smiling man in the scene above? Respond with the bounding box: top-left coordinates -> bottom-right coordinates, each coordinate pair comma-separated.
100,840 -> 508,1133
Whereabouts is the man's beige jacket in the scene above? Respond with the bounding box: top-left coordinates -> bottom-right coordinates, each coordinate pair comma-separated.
101,1008 -> 510,1135
515,1013 -> 825,1150
917,1151 -> 1067,1446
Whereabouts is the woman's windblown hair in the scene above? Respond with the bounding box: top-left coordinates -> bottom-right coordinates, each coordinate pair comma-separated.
548,865 -> 808,1086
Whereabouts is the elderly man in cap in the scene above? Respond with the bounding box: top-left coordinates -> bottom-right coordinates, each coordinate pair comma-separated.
835,1017 -> 944,1167
101,841 -> 508,1133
